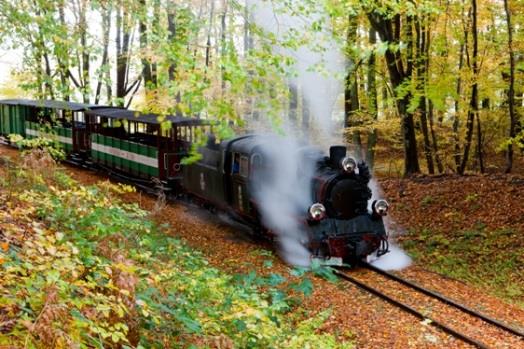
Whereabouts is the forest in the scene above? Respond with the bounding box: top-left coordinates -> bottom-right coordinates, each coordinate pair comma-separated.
0,0 -> 523,348
0,0 -> 522,175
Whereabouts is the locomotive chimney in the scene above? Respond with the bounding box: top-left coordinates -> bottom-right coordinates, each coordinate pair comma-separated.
329,146 -> 347,167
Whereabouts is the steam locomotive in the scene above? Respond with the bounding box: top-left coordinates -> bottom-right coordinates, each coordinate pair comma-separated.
0,99 -> 389,265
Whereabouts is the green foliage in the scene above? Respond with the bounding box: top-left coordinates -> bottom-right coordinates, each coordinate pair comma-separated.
9,134 -> 66,160
420,195 -> 434,207
401,227 -> 524,307
0,161 -> 352,348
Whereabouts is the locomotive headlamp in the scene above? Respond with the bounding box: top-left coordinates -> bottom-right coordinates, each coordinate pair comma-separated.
374,199 -> 389,216
309,203 -> 326,221
341,156 -> 357,173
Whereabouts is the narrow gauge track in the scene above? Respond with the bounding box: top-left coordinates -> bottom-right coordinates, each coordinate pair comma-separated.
334,265 -> 524,349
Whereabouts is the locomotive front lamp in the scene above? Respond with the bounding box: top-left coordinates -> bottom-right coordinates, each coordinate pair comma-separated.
341,156 -> 357,173
374,199 -> 389,216
309,203 -> 326,221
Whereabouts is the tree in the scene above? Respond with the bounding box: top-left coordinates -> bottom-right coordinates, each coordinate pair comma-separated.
504,0 -> 517,173
365,27 -> 378,169
458,0 -> 479,175
365,3 -> 420,175
344,14 -> 362,152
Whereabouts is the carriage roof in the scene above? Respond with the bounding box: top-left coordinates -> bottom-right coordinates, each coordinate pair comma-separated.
0,99 -> 100,111
84,107 -> 211,126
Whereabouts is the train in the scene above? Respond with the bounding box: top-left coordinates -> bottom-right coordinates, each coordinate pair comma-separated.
0,98 -> 390,265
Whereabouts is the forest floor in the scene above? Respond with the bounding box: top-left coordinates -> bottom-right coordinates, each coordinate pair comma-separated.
379,174 -> 524,307
1,144 -> 523,348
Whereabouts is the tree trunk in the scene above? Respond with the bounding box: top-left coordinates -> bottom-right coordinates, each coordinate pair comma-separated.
459,0 -> 479,175
476,112 -> 484,173
116,3 -> 130,106
139,0 -> 153,89
504,0 -> 517,173
205,0 -> 215,68
302,91 -> 310,131
56,4 -> 70,101
167,3 -> 177,81
34,8 -> 54,99
220,0 -> 228,92
415,18 -> 434,174
345,14 -> 361,151
424,19 -> 444,173
289,83 -> 298,123
453,41 -> 465,172
428,101 -> 444,173
366,27 -> 378,170
77,0 -> 90,103
95,3 -> 111,104
367,12 -> 420,175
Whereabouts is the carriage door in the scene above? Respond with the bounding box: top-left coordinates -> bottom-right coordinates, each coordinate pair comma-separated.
72,112 -> 89,153
164,153 -> 181,178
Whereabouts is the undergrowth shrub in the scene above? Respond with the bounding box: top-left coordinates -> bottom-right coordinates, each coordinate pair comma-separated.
0,153 -> 352,348
9,134 -> 66,161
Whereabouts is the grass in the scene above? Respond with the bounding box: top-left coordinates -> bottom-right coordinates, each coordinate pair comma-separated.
400,227 -> 524,308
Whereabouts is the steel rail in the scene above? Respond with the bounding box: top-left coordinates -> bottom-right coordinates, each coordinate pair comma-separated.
334,270 -> 491,349
362,262 -> 524,339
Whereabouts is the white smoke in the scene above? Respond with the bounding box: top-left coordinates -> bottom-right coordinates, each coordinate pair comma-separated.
247,0 -> 345,140
250,136 -> 320,266
368,244 -> 412,270
245,0 -> 345,265
368,178 -> 412,270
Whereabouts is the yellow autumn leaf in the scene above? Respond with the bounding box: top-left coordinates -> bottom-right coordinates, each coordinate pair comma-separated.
47,246 -> 57,256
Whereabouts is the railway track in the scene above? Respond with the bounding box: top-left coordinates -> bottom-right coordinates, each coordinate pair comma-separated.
334,264 -> 524,349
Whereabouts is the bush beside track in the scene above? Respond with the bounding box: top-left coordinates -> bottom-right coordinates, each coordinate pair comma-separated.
0,149 -> 350,348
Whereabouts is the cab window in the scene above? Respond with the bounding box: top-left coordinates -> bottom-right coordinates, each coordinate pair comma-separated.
232,153 -> 240,174
239,156 -> 249,177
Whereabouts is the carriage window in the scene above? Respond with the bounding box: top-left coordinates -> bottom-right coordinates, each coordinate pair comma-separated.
52,109 -> 60,122
63,110 -> 72,122
73,112 -> 83,123
239,156 -> 249,177
161,123 -> 170,137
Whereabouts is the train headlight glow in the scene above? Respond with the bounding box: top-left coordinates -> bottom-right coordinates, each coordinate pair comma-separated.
341,156 -> 357,173
374,199 -> 389,216
309,203 -> 326,221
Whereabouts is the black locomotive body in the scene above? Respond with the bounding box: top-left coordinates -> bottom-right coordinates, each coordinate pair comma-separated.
183,134 -> 389,264
0,99 -> 390,264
